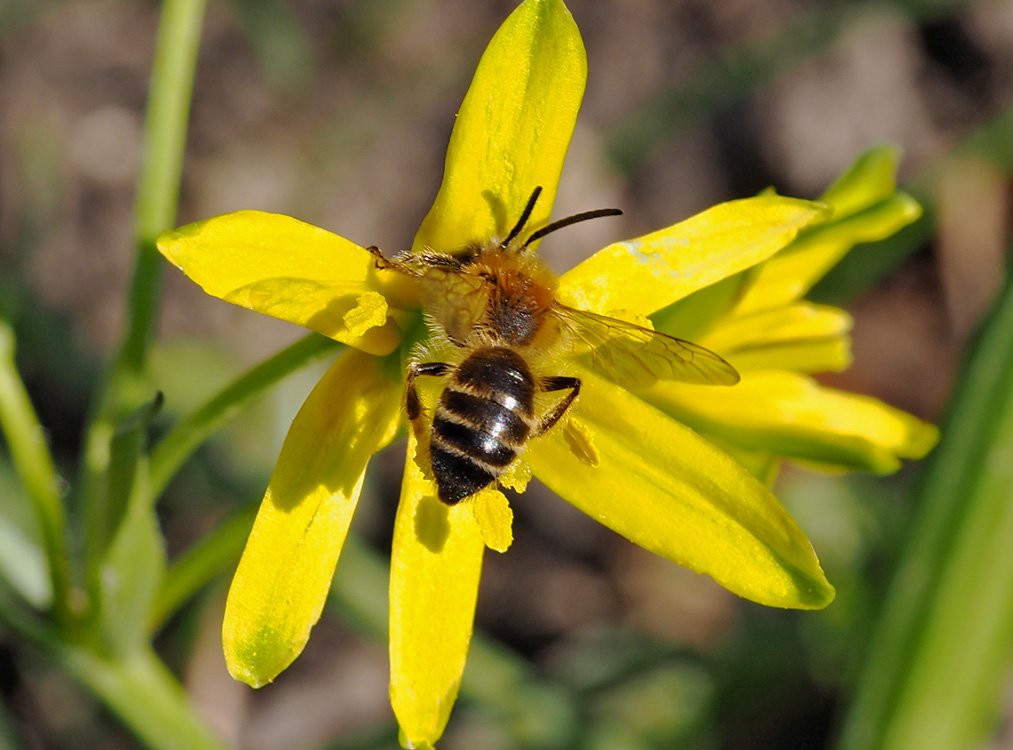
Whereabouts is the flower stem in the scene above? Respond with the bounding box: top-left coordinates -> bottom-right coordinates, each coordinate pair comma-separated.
330,536 -> 577,747
0,575 -> 222,750
62,646 -> 225,750
76,0 -> 206,593
128,0 -> 207,369
837,271 -> 1013,749
0,320 -> 72,625
149,333 -> 339,500
153,505 -> 578,745
150,505 -> 256,632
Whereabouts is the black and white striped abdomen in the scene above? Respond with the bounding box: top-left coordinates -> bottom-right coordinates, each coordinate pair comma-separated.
430,347 -> 535,504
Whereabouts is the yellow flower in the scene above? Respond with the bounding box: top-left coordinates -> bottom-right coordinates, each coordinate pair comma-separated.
156,1 -> 935,747
635,146 -> 939,484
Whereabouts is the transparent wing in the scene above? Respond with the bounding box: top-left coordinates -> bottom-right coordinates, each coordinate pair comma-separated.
553,303 -> 740,387
413,266 -> 488,345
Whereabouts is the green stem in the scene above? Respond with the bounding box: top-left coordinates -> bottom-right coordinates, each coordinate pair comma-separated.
0,321 -> 72,625
149,334 -> 339,499
152,505 -> 577,745
76,0 -> 206,593
837,270 -> 1013,749
62,646 -> 225,750
329,536 -> 577,747
148,335 -> 338,630
128,0 -> 207,370
150,505 -> 256,632
0,581 -> 222,750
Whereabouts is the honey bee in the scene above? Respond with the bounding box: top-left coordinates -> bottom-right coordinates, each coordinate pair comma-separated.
368,187 -> 739,505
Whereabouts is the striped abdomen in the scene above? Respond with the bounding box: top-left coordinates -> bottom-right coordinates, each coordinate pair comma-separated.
430,347 -> 535,504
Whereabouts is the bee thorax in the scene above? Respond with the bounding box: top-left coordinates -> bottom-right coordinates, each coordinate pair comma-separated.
484,271 -> 554,346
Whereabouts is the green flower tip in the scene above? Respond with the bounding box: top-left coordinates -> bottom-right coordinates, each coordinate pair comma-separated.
224,626 -> 294,689
903,420 -> 940,461
791,566 -> 836,610
398,728 -> 435,750
822,144 -> 901,212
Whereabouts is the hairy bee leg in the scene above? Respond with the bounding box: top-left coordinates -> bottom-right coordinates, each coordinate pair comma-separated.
535,376 -> 581,436
406,361 -> 454,437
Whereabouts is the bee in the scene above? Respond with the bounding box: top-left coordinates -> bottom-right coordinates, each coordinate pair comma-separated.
368,187 -> 739,505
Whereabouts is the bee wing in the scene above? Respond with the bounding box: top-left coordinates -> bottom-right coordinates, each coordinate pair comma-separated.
418,266 -> 489,345
553,303 -> 740,386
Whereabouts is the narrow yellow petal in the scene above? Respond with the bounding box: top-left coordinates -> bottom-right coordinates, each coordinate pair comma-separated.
735,193 -> 921,314
413,0 -> 586,253
645,371 -> 939,474
223,350 -> 402,687
702,303 -> 851,351
650,273 -> 751,343
708,436 -> 782,488
390,437 -> 485,748
699,303 -> 853,373
527,367 -> 834,609
558,196 -> 828,316
157,211 -> 402,355
723,337 -> 852,374
735,147 -> 922,315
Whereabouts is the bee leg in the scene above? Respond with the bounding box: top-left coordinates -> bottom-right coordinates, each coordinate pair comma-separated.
365,245 -> 398,271
406,361 -> 454,438
535,376 -> 581,436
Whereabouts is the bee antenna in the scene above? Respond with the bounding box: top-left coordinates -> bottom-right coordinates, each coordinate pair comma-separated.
500,186 -> 543,249
521,207 -> 623,249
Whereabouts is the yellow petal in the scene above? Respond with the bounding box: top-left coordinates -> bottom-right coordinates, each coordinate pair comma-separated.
735,193 -> 921,315
157,211 -> 402,355
390,436 -> 485,748
413,0 -> 586,253
723,337 -> 852,375
735,147 -> 922,315
526,366 -> 834,609
645,371 -> 939,474
558,196 -> 828,316
708,435 -> 782,488
223,350 -> 402,687
650,273 -> 751,343
699,303 -> 853,373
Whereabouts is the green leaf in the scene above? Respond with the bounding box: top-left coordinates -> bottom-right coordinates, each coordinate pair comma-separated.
838,272 -> 1013,750
99,393 -> 164,551
0,461 -> 49,609
0,320 -> 70,621
75,0 -> 206,608
61,645 -> 225,750
98,394 -> 168,654
100,462 -> 167,655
